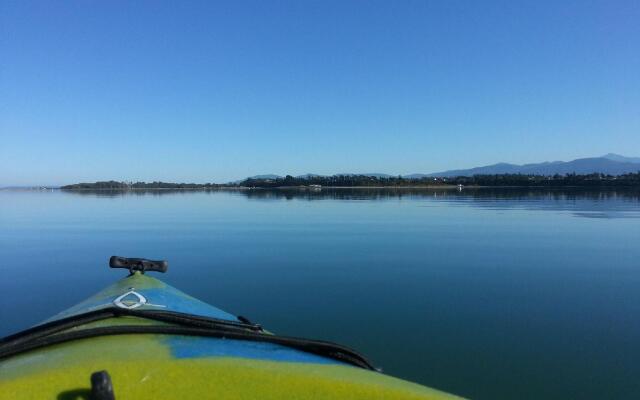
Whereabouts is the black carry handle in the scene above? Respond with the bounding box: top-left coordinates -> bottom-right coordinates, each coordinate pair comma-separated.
109,256 -> 168,274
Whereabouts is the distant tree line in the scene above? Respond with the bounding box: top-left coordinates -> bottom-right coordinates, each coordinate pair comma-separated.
60,172 -> 640,190
240,172 -> 640,188
61,181 -> 222,189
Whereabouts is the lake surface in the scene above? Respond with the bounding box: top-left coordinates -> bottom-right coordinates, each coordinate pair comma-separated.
1,188 -> 639,399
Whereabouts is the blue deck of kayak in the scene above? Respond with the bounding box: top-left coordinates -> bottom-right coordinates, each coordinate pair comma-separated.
38,273 -> 347,366
46,278 -> 238,323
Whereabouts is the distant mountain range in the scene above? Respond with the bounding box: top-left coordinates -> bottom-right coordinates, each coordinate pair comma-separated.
240,154 -> 640,181
426,154 -> 640,177
601,153 -> 640,163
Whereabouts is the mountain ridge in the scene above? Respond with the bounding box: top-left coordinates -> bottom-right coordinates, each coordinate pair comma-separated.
427,154 -> 640,177
237,154 -> 640,181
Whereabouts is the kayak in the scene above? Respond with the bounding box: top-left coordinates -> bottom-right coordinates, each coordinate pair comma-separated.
0,256 -> 462,399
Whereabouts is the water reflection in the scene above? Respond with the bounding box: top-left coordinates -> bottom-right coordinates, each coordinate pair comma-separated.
3,186 -> 639,399
58,187 -> 640,199
59,187 -> 640,218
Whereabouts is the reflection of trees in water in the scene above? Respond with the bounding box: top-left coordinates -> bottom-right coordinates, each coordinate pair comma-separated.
60,189 -> 225,198
462,188 -> 640,203
455,188 -> 640,217
238,187 -> 640,203
62,187 -> 640,201
240,187 -> 456,201
60,187 -> 640,217
240,188 -> 640,217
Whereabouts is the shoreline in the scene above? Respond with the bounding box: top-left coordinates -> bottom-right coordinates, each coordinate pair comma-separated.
46,185 -> 640,191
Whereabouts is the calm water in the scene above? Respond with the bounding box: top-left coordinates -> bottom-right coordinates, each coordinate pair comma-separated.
1,188 -> 639,399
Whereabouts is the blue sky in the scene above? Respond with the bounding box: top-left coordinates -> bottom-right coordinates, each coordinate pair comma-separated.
1,0 -> 639,185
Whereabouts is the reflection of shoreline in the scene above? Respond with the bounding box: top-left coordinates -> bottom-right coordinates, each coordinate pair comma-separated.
58,184 -> 640,190
56,186 -> 640,199
14,187 -> 638,218
59,187 -> 243,191
56,185 -> 459,191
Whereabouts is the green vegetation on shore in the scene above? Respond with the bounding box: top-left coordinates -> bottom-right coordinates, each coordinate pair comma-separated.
60,172 -> 640,190
60,181 -> 222,189
244,173 -> 640,187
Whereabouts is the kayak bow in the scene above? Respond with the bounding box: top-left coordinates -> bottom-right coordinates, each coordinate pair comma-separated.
0,257 -> 462,399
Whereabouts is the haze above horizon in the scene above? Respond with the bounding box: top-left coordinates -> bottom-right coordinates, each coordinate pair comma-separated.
1,1 -> 639,186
